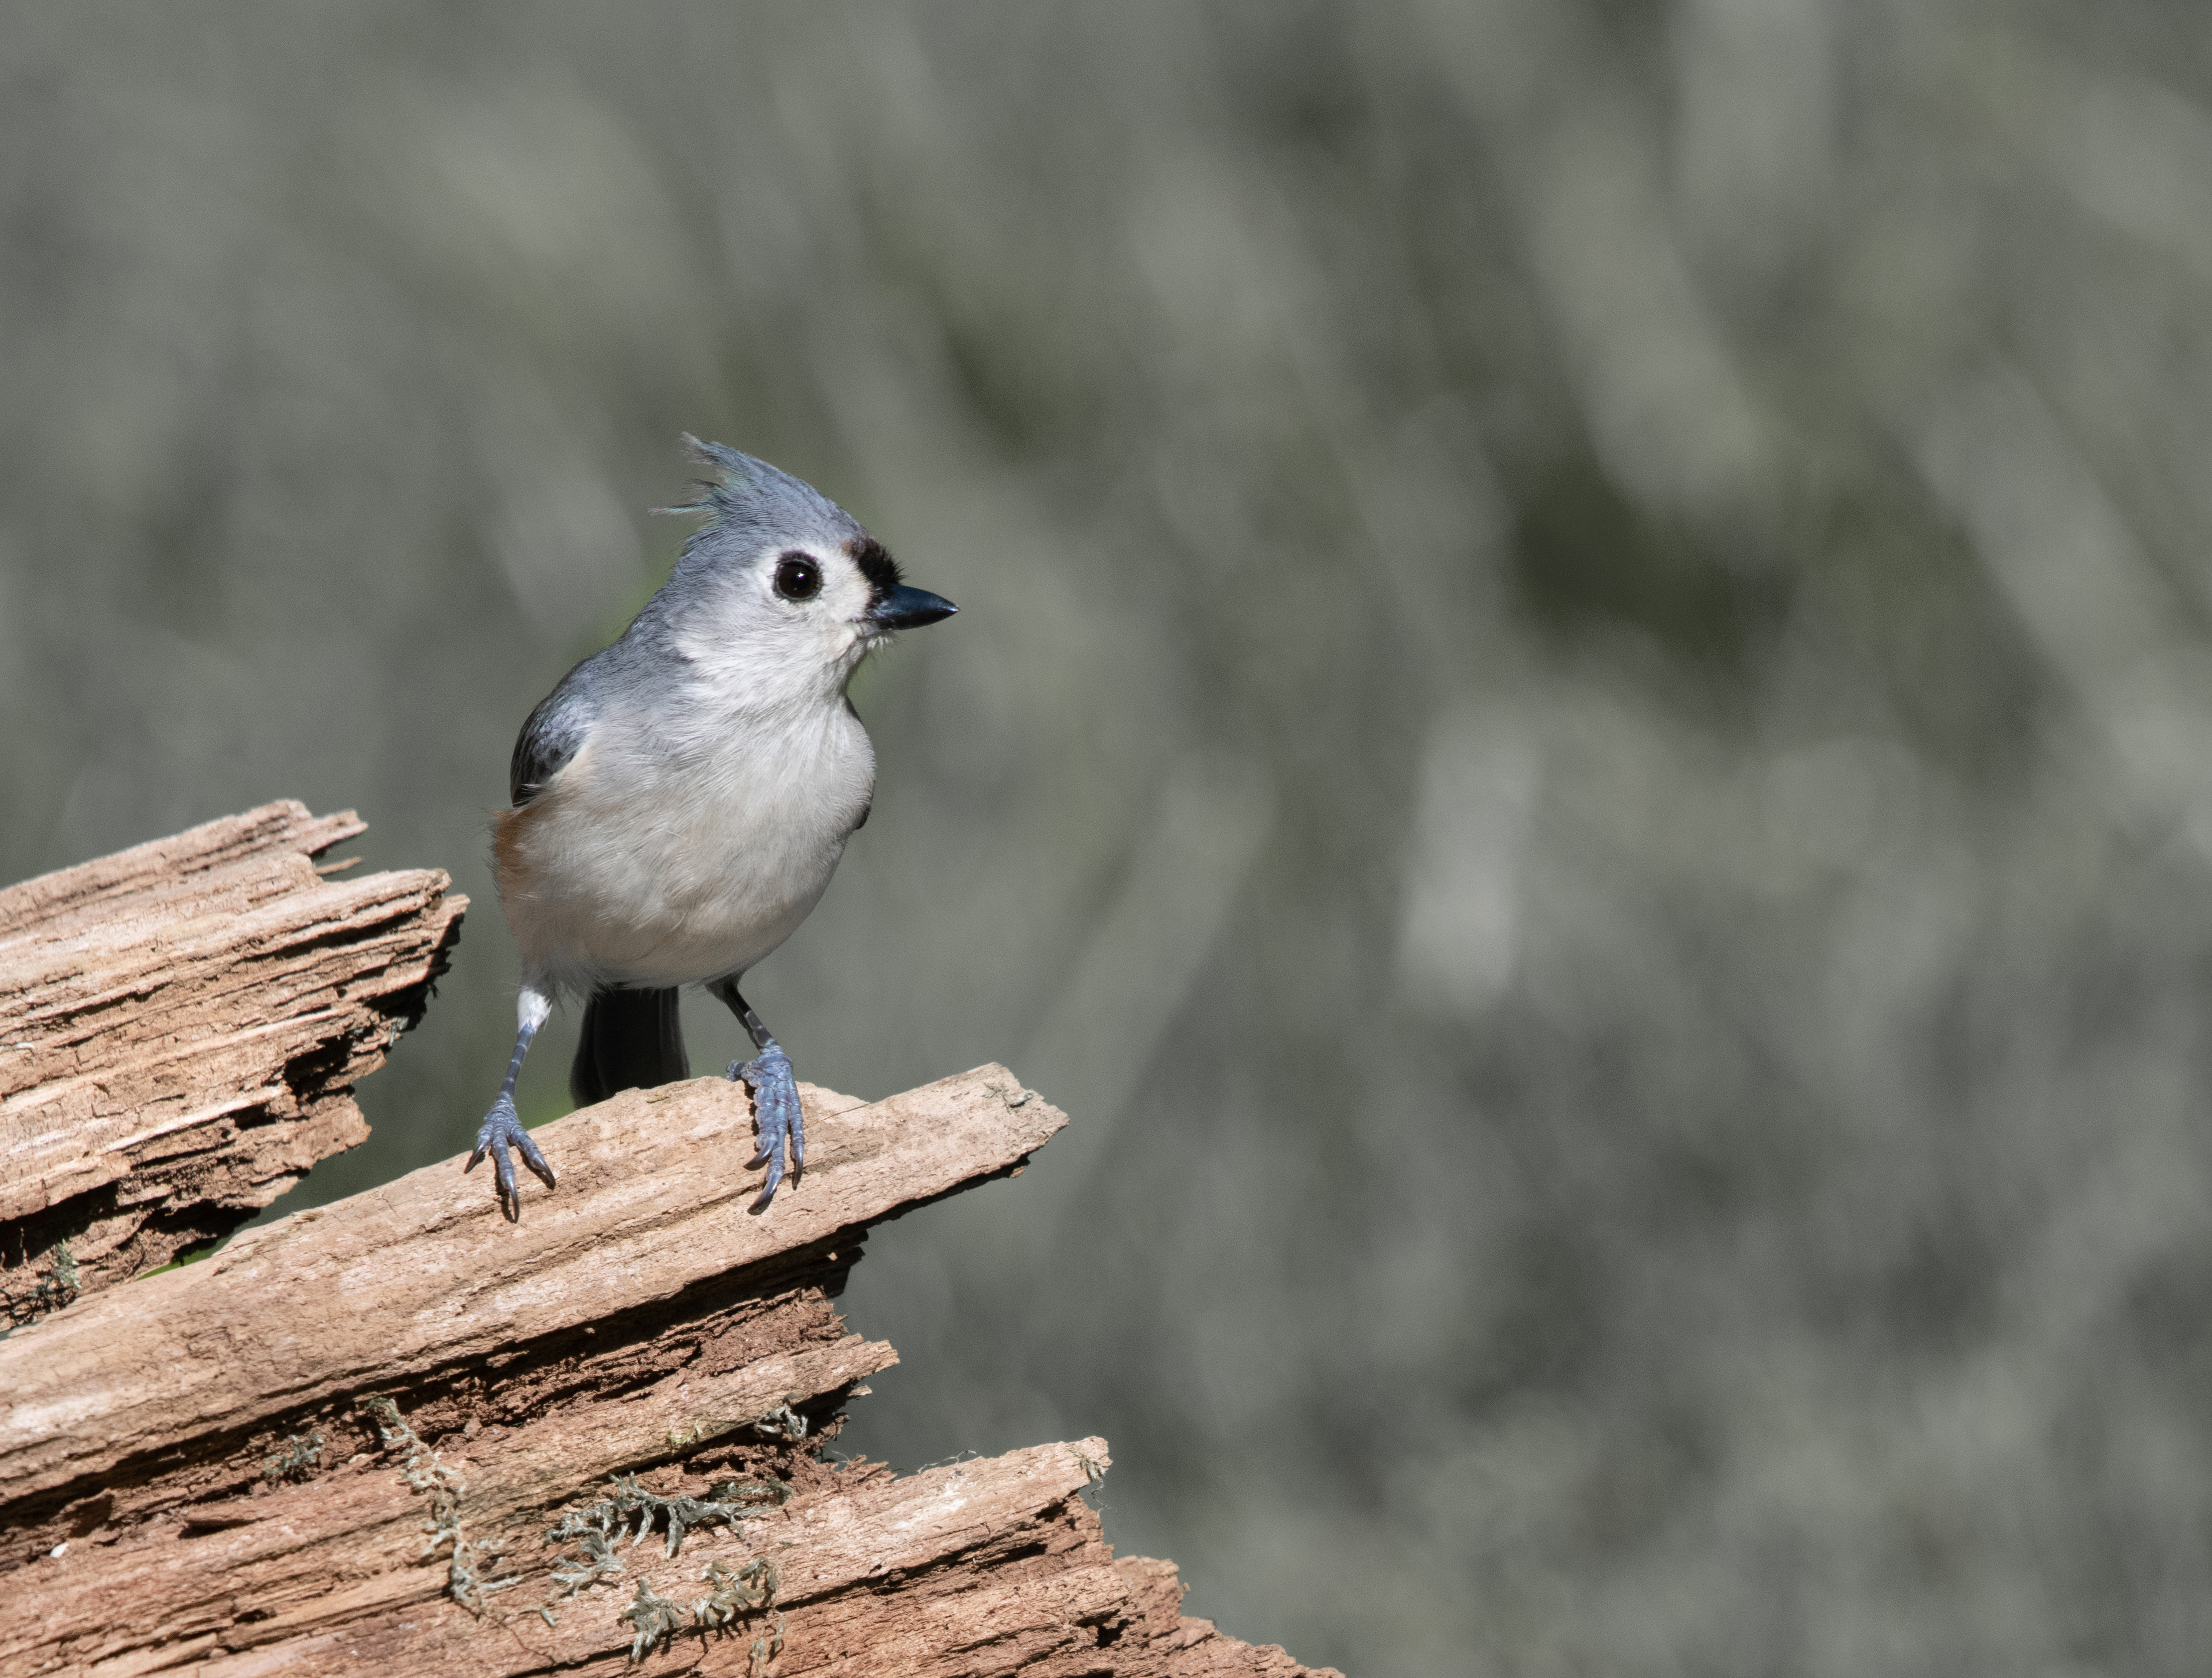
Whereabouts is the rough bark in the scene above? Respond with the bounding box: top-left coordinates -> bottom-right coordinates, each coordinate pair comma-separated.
0,1066 -> 1335,1678
0,802 -> 465,1316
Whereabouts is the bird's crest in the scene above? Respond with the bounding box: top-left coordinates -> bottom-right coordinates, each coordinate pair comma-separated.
654,435 -> 841,531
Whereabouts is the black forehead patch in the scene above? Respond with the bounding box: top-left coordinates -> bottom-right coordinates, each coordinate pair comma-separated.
848,535 -> 903,602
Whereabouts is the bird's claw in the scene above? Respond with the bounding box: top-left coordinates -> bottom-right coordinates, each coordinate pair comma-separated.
728,1046 -> 803,1213
465,1093 -> 557,1223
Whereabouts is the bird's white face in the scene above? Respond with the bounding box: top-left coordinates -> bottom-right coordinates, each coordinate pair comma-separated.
757,538 -> 887,665
675,532 -> 902,709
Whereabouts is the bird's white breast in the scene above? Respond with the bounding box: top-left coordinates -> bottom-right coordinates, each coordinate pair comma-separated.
495,688 -> 874,995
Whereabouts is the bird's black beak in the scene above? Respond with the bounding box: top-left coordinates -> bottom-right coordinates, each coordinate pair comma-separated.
870,585 -> 958,631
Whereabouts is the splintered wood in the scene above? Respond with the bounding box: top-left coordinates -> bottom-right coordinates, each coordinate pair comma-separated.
0,1067 -> 1335,1678
0,803 -> 464,1314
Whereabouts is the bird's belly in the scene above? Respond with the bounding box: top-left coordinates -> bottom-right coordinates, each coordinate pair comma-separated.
496,734 -> 866,993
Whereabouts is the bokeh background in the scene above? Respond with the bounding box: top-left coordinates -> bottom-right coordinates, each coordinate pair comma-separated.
6,2 -> 2212,1671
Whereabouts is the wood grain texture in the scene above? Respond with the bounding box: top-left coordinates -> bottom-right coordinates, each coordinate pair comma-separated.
0,1065 -> 1060,1518
0,802 -> 465,1312
0,1064 -> 1331,1676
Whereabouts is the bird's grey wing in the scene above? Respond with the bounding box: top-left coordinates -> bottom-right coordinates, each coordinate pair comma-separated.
509,682 -> 596,807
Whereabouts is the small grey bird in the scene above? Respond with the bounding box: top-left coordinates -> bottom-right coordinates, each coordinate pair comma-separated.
466,438 -> 955,1219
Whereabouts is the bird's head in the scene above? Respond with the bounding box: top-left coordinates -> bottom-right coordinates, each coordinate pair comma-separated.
652,436 -> 956,698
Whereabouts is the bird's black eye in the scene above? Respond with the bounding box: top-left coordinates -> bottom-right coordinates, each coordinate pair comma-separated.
773,552 -> 822,601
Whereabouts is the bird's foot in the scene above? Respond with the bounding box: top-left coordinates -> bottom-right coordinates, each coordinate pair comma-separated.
464,1093 -> 557,1223
728,1046 -> 803,1213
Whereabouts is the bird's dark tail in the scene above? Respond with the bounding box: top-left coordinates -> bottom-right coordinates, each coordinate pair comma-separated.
570,986 -> 689,1108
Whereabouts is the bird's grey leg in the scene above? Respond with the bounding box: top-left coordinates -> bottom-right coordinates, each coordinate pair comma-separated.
707,978 -> 802,1213
466,985 -> 559,1222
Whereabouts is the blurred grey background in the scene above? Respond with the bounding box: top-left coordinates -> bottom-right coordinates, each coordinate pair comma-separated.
5,2 -> 2212,1672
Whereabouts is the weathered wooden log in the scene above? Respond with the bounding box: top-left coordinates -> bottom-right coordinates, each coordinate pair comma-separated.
0,802 -> 464,1317
0,1066 -> 1336,1677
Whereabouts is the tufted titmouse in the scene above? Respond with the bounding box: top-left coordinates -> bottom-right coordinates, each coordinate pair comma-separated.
465,438 -> 956,1220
